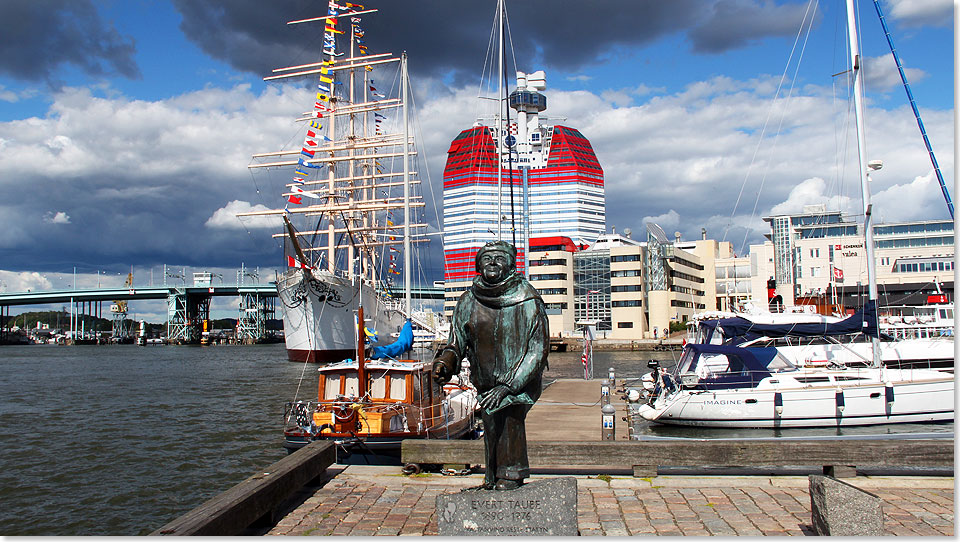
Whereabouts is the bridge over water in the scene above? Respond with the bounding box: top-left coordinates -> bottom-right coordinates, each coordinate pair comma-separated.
0,281 -> 443,344
0,283 -> 280,344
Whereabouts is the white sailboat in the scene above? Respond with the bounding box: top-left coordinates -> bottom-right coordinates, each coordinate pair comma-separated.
238,3 -> 429,363
636,0 -> 954,428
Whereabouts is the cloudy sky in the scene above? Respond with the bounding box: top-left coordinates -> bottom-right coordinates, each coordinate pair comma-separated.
0,0 -> 954,319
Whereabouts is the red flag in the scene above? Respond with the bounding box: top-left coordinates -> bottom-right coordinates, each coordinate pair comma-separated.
288,195 -> 302,204
833,267 -> 844,281
287,255 -> 312,269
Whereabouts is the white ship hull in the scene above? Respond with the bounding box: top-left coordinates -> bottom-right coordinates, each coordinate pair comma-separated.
775,338 -> 954,370
277,268 -> 406,363
637,368 -> 954,428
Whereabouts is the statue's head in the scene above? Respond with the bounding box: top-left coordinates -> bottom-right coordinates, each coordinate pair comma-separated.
475,241 -> 517,285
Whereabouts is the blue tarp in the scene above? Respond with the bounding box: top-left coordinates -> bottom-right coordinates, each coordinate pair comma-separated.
701,300 -> 880,345
369,319 -> 413,359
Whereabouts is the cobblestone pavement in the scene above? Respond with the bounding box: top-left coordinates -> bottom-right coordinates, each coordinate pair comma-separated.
266,466 -> 954,536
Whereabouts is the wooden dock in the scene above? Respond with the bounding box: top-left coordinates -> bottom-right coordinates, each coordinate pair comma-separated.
527,378 -> 629,441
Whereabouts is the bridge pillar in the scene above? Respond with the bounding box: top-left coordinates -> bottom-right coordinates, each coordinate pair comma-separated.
236,293 -> 275,344
167,289 -> 188,343
166,289 -> 211,344
110,301 -> 131,343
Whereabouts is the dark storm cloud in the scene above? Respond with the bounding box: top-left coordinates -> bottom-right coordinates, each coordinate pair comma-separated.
688,0 -> 819,52
170,0 -> 813,81
0,171 -> 277,273
0,0 -> 140,84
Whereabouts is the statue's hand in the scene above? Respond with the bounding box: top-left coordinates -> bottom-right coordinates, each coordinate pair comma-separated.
432,360 -> 452,385
479,384 -> 511,410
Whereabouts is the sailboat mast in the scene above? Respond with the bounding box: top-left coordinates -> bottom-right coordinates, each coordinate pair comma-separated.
401,52 -> 412,316
846,0 -> 881,366
496,0 -> 504,241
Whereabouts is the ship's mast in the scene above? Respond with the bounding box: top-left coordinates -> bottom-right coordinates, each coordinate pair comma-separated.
241,7 -> 431,291
401,52 -> 412,316
845,0 -> 881,367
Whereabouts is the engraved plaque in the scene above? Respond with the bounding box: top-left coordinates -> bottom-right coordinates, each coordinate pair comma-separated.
436,478 -> 577,536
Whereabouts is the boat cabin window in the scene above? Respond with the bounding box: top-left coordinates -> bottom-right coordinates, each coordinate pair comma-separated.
370,374 -> 387,399
676,348 -> 697,374
693,322 -> 723,345
389,374 -> 407,400
833,375 -> 867,381
695,353 -> 730,377
324,374 -> 341,399
794,376 -> 830,384
344,375 -> 359,397
765,353 -> 795,372
412,373 -> 423,402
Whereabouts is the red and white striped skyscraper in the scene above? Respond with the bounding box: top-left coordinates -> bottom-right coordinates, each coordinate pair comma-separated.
442,70 -> 605,310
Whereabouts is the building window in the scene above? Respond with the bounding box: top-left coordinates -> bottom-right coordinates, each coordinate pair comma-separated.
537,288 -> 568,295
611,285 -> 643,292
530,273 -> 567,281
529,258 -> 567,267
617,322 -> 634,328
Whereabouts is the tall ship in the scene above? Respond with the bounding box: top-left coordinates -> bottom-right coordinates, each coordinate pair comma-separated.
239,2 -> 428,363
441,0 -> 605,311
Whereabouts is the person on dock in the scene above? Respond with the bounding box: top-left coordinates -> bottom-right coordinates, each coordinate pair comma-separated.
433,240 -> 549,491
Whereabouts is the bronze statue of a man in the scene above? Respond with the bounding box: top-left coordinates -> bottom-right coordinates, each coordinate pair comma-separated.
433,241 -> 549,490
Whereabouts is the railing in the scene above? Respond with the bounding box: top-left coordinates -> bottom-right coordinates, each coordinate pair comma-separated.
284,394 -> 476,436
401,438 -> 953,478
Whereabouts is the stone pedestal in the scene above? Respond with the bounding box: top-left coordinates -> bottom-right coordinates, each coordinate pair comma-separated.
436,477 -> 578,536
809,475 -> 884,536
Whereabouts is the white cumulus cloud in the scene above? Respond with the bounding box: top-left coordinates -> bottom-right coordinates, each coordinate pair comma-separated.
43,211 -> 71,224
206,200 -> 282,230
0,270 -> 52,292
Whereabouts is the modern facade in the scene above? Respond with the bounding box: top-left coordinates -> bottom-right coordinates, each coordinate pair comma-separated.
442,70 -> 605,312
763,205 -> 954,308
526,227 -> 719,340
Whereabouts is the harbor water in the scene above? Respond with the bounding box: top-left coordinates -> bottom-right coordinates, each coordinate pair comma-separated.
0,344 -> 950,535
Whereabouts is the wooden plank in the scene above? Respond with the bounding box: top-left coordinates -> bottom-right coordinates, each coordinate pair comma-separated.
152,441 -> 335,536
401,439 -> 953,471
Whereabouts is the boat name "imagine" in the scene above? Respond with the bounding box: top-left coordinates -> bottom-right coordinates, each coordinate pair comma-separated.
703,399 -> 744,405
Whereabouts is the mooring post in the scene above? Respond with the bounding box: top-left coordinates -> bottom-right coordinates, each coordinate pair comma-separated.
601,403 -> 616,440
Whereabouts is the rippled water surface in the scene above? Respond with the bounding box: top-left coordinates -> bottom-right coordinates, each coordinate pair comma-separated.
0,344 -> 309,535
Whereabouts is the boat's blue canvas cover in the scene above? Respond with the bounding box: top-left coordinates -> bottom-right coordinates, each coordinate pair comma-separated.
703,300 -> 879,344
683,344 -> 784,389
370,319 -> 414,359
